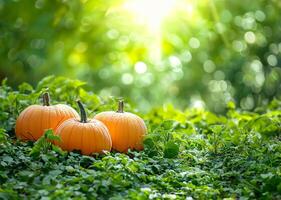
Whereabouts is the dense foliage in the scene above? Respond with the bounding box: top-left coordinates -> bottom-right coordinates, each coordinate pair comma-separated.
1,77 -> 281,199
1,0 -> 281,112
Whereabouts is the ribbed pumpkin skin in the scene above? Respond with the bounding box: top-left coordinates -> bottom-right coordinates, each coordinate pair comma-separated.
15,104 -> 79,141
55,119 -> 112,155
94,111 -> 147,153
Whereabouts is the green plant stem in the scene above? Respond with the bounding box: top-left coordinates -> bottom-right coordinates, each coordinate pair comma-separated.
42,92 -> 50,106
77,100 -> 87,123
117,100 -> 124,113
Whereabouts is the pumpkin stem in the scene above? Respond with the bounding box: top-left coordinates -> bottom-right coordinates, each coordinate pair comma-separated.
117,100 -> 124,113
42,92 -> 50,106
77,100 -> 87,123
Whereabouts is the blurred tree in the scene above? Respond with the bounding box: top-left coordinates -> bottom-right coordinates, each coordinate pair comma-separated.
0,0 -> 280,112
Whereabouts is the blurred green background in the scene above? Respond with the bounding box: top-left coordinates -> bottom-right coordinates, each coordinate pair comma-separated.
0,0 -> 281,112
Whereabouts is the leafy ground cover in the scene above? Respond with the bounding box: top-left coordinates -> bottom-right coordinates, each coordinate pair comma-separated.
0,76 -> 281,199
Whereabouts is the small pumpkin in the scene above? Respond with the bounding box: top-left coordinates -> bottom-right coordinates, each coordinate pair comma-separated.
15,92 -> 79,141
55,100 -> 112,155
94,100 -> 147,153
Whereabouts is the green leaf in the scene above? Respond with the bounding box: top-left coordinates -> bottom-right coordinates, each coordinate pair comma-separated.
2,156 -> 13,164
210,125 -> 224,134
30,129 -> 62,157
0,128 -> 8,143
227,101 -> 236,110
163,141 -> 179,158
1,76 -> 281,199
18,82 -> 33,93
143,137 -> 155,149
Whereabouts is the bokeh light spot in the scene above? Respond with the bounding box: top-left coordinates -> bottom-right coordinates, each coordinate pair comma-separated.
68,52 -> 83,66
180,51 -> 192,63
122,73 -> 134,85
214,70 -> 225,80
244,31 -> 256,44
75,42 -> 88,53
203,60 -> 216,73
169,56 -> 182,70
99,68 -> 110,79
241,15 -> 256,30
255,10 -> 266,22
250,60 -> 263,72
189,37 -> 200,49
107,29 -> 119,40
240,95 -> 254,110
134,61 -> 147,74
232,40 -> 247,52
267,54 -> 278,66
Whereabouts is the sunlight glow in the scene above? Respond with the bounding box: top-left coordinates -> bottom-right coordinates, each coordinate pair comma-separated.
121,0 -> 196,63
123,0 -> 176,33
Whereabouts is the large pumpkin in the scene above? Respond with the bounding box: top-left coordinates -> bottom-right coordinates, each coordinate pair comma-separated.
94,100 -> 147,152
55,100 -> 112,155
15,92 -> 79,141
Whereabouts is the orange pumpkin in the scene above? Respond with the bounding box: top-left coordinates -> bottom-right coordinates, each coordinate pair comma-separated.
94,100 -> 147,153
15,92 -> 79,141
55,100 -> 112,155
